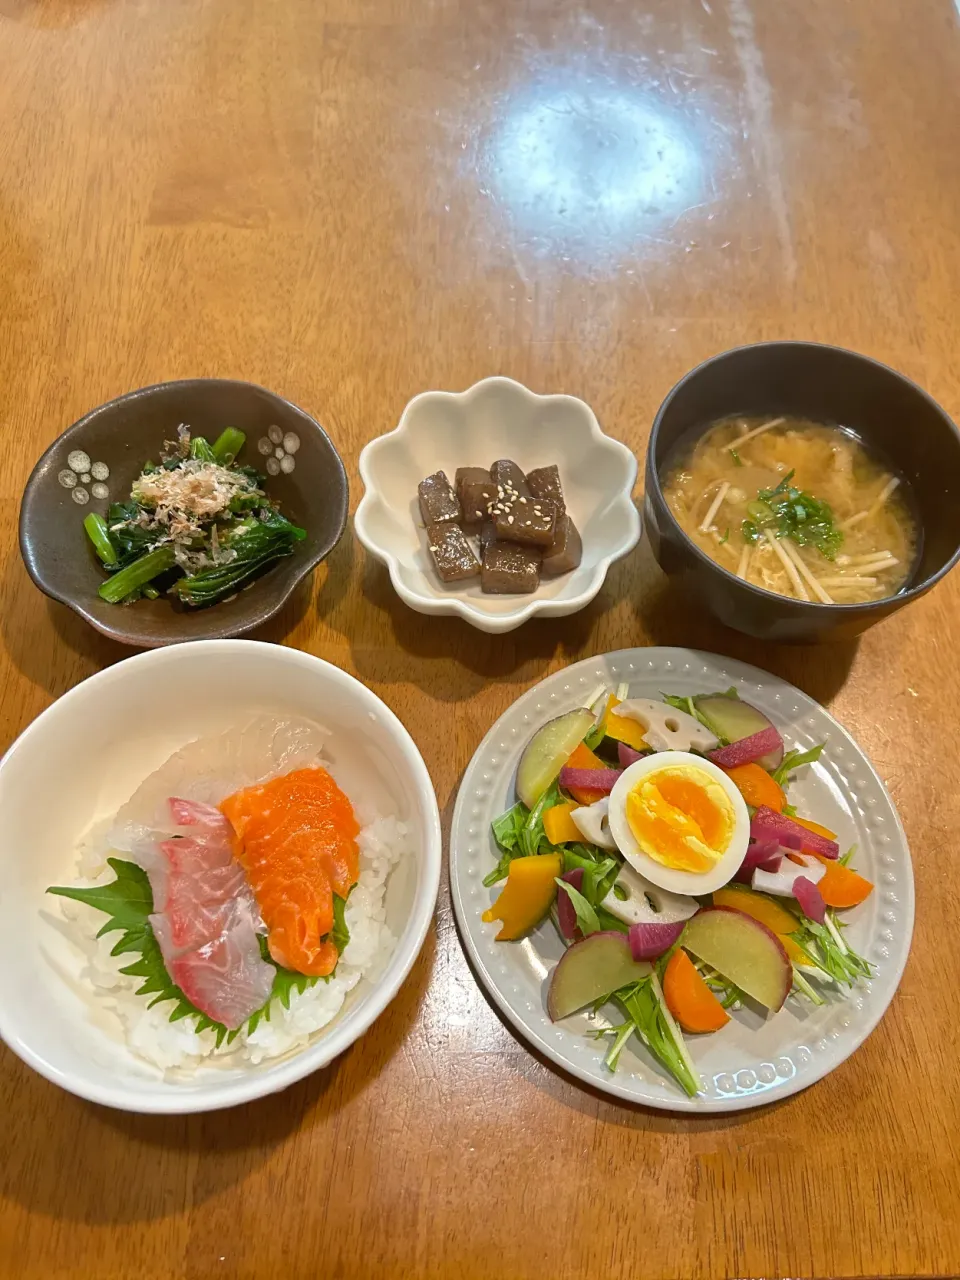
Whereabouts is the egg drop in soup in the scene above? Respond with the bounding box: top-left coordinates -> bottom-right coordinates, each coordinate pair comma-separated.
661,416 -> 917,604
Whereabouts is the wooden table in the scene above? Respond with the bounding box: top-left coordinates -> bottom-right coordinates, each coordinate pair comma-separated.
2,0 -> 959,1276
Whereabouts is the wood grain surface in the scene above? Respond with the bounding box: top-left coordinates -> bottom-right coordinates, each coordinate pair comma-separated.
2,0 -> 960,1276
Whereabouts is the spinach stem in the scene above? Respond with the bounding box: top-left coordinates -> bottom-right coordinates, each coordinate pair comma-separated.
98,546 -> 177,603
211,427 -> 246,465
83,513 -> 117,566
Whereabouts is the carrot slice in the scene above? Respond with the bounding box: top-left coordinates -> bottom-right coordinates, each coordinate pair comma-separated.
809,855 -> 874,908
662,949 -> 730,1033
563,741 -> 608,805
565,741 -> 604,770
721,762 -> 785,813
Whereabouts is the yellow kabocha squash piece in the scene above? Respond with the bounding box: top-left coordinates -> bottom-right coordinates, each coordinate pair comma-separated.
600,695 -> 649,752
543,802 -> 583,845
482,853 -> 563,940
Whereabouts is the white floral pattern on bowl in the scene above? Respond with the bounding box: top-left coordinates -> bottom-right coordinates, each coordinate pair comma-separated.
57,451 -> 110,505
257,426 -> 300,476
355,377 -> 641,634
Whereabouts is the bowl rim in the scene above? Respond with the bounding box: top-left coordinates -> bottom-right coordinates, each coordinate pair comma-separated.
0,639 -> 442,1113
646,340 -> 960,613
355,375 -> 641,633
18,378 -> 350,646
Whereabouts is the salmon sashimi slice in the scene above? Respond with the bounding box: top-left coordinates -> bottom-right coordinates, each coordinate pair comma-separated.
138,798 -> 275,1029
219,767 -> 360,978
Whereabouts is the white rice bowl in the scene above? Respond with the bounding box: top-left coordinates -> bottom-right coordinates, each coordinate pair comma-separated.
0,642 -> 441,1113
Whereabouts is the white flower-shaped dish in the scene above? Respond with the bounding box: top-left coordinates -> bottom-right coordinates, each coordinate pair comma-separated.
355,378 -> 640,633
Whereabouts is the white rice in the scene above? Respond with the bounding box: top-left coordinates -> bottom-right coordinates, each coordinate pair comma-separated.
59,813 -> 410,1078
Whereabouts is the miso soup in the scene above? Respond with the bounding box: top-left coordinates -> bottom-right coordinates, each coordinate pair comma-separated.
661,416 -> 917,604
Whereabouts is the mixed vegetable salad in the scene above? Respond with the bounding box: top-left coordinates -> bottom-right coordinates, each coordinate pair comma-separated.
482,685 -> 875,1098
83,426 -> 305,608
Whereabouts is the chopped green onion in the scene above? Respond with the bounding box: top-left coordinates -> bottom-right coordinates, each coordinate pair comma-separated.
746,499 -> 776,525
83,513 -> 117,566
98,546 -> 177,604
142,584 -> 160,600
211,427 -> 246,466
754,471 -> 842,560
729,448 -> 742,466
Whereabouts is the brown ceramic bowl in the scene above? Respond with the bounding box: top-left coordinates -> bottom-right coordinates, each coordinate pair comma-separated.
19,379 -> 349,647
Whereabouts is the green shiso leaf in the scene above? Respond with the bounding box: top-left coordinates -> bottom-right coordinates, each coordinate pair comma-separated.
48,858 -> 350,1048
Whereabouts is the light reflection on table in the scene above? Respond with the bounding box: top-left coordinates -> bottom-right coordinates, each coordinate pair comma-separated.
485,72 -> 715,266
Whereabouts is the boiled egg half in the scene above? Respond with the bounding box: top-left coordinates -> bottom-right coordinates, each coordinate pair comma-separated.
607,751 -> 750,895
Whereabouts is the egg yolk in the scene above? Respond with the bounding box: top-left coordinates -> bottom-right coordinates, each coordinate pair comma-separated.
625,765 -> 735,873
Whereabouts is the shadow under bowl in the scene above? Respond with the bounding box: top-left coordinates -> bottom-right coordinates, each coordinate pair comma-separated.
644,341 -> 960,642
19,379 -> 349,647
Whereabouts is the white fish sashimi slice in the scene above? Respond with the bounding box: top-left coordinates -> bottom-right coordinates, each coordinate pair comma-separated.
134,796 -> 272,1026
152,912 -> 275,1031
109,716 -> 329,847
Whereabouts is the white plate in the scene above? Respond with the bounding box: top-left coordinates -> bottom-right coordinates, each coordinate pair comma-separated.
355,377 -> 640,633
450,647 -> 914,1112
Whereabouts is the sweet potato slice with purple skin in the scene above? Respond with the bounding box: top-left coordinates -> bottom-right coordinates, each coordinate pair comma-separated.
682,906 -> 792,1012
547,931 -> 651,1021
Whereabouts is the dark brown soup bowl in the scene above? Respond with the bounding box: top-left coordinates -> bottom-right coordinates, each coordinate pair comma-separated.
644,342 -> 960,642
19,379 -> 348,647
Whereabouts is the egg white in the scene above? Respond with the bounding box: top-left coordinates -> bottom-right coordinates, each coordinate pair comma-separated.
607,750 -> 750,895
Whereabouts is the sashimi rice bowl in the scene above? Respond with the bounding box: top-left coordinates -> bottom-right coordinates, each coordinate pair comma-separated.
0,642 -> 441,1112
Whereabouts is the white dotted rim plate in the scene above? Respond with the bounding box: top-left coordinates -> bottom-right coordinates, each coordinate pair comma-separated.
449,647 -> 914,1112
